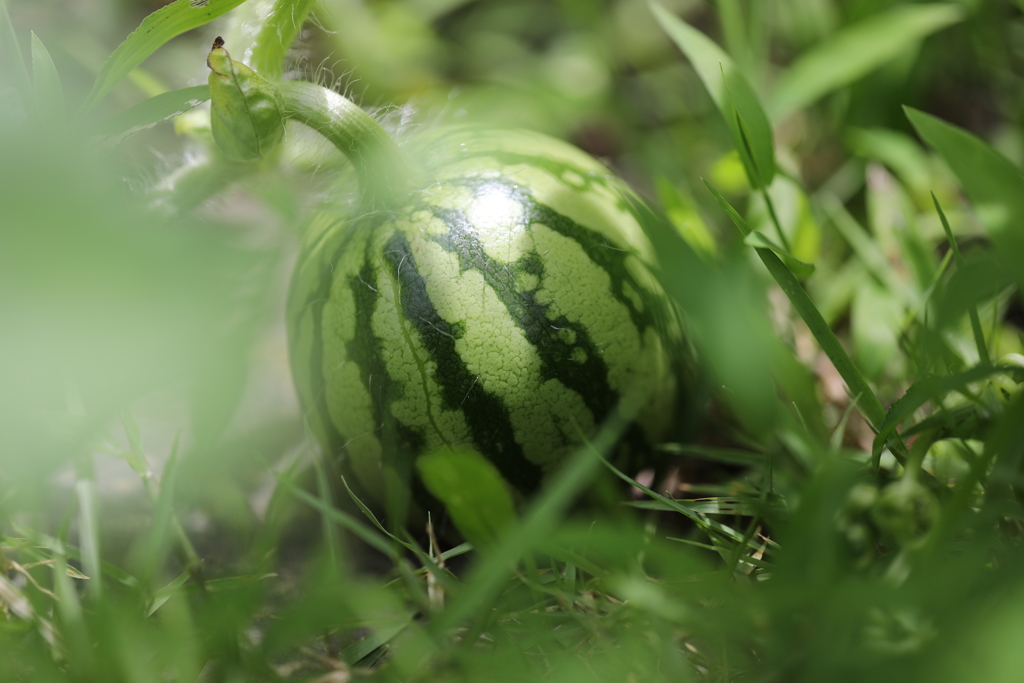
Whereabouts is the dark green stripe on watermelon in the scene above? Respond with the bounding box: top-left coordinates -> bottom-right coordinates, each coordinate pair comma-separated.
382,231 -> 544,493
425,198 -> 617,425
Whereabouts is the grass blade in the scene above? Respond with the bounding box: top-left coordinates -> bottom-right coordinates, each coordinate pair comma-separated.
743,230 -> 815,278
651,1 -> 775,189
276,472 -> 398,560
77,0 -> 246,117
932,193 -> 990,366
715,0 -> 752,75
771,4 -> 963,119
74,479 -> 102,600
704,179 -> 887,432
0,571 -> 62,656
603,456 -> 755,545
658,443 -> 767,467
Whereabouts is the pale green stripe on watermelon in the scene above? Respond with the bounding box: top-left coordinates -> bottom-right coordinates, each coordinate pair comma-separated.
287,212 -> 359,455
318,249 -> 387,493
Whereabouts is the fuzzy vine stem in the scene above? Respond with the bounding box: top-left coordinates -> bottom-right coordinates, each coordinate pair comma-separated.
277,79 -> 415,206
150,154 -> 255,215
159,41 -> 416,215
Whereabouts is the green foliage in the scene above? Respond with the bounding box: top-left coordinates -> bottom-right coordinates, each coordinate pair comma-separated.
77,0 -> 248,116
3,0 -> 1024,681
417,449 -> 517,548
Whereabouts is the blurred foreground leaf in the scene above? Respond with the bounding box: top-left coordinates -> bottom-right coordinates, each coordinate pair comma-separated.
417,448 -> 517,548
30,31 -> 64,129
0,113 -> 261,499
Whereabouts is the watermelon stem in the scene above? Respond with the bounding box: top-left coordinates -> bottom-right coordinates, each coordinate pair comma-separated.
279,80 -> 415,206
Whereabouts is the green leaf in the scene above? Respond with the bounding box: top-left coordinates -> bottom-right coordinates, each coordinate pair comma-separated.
743,230 -> 815,279
650,2 -> 775,189
715,0 -> 752,75
77,0 -> 247,116
91,85 -> 209,148
906,107 -> 1024,290
771,4 -> 963,119
30,32 -> 64,128
416,448 -> 518,548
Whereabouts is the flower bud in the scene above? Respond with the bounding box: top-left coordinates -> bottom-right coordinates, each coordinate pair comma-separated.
207,37 -> 285,162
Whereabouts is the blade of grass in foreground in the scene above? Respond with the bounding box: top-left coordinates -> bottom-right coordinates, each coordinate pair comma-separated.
704,180 -> 887,433
74,479 -> 102,601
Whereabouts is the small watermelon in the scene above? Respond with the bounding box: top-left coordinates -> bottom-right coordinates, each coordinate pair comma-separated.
286,127 -> 686,505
